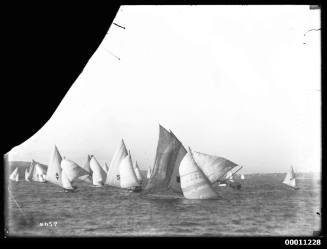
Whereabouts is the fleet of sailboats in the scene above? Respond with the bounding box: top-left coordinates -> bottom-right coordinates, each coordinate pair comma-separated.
8,125 -> 300,197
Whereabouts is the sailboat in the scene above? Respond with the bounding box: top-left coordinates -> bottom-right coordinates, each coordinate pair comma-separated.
191,151 -> 240,186
240,174 -> 245,180
143,124 -> 186,194
45,145 -> 75,192
282,165 -> 299,190
119,152 -> 142,192
133,161 -> 143,184
9,167 -> 19,182
179,147 -> 218,199
89,155 -> 107,187
61,158 -> 90,189
105,139 -> 128,187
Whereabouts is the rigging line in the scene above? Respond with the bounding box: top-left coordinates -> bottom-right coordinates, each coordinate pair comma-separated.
113,23 -> 126,29
102,47 -> 120,60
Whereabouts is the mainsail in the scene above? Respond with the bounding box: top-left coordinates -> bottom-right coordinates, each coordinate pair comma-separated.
61,170 -> 74,190
179,148 -> 218,199
90,155 -> 107,186
46,145 -> 63,187
133,161 -> 143,183
119,153 -> 140,189
144,125 -> 186,194
282,166 -> 297,189
61,158 -> 89,183
191,151 -> 239,184
105,139 -> 128,187
9,167 -> 19,181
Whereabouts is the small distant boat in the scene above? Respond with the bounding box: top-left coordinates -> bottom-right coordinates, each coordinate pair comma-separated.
9,167 -> 19,182
240,174 -> 245,180
282,165 -> 299,190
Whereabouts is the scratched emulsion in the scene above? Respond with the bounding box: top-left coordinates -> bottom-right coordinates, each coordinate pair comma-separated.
6,174 -> 320,237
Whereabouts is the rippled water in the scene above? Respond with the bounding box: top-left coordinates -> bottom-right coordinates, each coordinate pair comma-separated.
5,174 -> 321,237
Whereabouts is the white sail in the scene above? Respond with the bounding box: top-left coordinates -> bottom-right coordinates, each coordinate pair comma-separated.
61,170 -> 74,190
240,174 -> 245,180
46,145 -> 63,187
105,139 -> 128,187
90,155 -> 107,186
25,167 -> 29,181
61,158 -> 89,183
32,164 -> 47,182
10,168 -> 19,181
144,125 -> 186,194
119,153 -> 140,189
179,148 -> 218,199
133,161 -> 143,183
192,151 -> 238,183
283,166 -> 297,188
146,167 -> 151,179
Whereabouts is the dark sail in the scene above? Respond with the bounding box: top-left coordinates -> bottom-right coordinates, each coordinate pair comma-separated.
143,125 -> 186,194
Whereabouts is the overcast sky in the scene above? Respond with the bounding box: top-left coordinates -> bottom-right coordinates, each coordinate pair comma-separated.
8,5 -> 321,173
